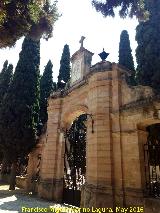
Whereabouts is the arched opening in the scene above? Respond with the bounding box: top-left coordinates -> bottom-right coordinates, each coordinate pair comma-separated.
63,113 -> 88,206
144,123 -> 160,197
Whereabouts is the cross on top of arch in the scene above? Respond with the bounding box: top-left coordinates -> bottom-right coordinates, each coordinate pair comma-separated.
79,36 -> 85,49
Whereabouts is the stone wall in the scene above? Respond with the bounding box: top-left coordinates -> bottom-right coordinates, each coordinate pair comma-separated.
26,133 -> 44,193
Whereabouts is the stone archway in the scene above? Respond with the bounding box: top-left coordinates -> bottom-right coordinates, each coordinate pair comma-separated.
26,42 -> 160,211
59,105 -> 88,206
36,61 -> 117,207
62,105 -> 88,129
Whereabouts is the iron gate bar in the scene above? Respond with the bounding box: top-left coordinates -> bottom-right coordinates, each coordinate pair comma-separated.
63,114 -> 87,206
144,143 -> 160,197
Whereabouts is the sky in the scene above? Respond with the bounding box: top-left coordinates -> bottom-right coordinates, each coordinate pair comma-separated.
0,0 -> 138,81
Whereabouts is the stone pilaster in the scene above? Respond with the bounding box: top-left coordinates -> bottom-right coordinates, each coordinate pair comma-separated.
38,97 -> 63,201
112,64 -> 144,206
111,64 -> 125,206
83,68 -> 113,207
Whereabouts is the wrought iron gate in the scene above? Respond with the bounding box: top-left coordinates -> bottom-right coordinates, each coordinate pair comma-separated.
144,127 -> 160,197
63,114 -> 87,206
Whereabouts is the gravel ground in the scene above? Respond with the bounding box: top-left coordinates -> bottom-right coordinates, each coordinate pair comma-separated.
0,185 -> 79,213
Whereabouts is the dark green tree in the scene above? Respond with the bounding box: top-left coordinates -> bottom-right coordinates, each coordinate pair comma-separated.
136,0 -> 160,91
0,60 -> 8,100
0,60 -> 8,73
92,0 -> 147,19
58,44 -> 71,85
0,0 -> 59,48
0,61 -> 13,104
0,61 -> 13,177
0,36 -> 40,189
40,60 -> 54,127
119,30 -> 135,85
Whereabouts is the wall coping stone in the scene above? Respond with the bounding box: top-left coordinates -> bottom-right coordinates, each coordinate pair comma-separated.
120,94 -> 160,112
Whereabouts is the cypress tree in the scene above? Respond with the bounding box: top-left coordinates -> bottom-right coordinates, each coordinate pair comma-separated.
0,61 -> 13,177
0,60 -> 8,74
136,0 -> 160,91
0,61 -> 13,104
40,60 -> 54,127
0,36 -> 40,189
58,44 -> 71,84
119,30 -> 135,85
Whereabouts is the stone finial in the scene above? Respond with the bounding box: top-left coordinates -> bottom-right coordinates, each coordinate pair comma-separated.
98,48 -> 109,61
79,36 -> 85,49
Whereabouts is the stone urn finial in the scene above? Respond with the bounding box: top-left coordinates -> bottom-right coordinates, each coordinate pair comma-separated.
98,48 -> 109,61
